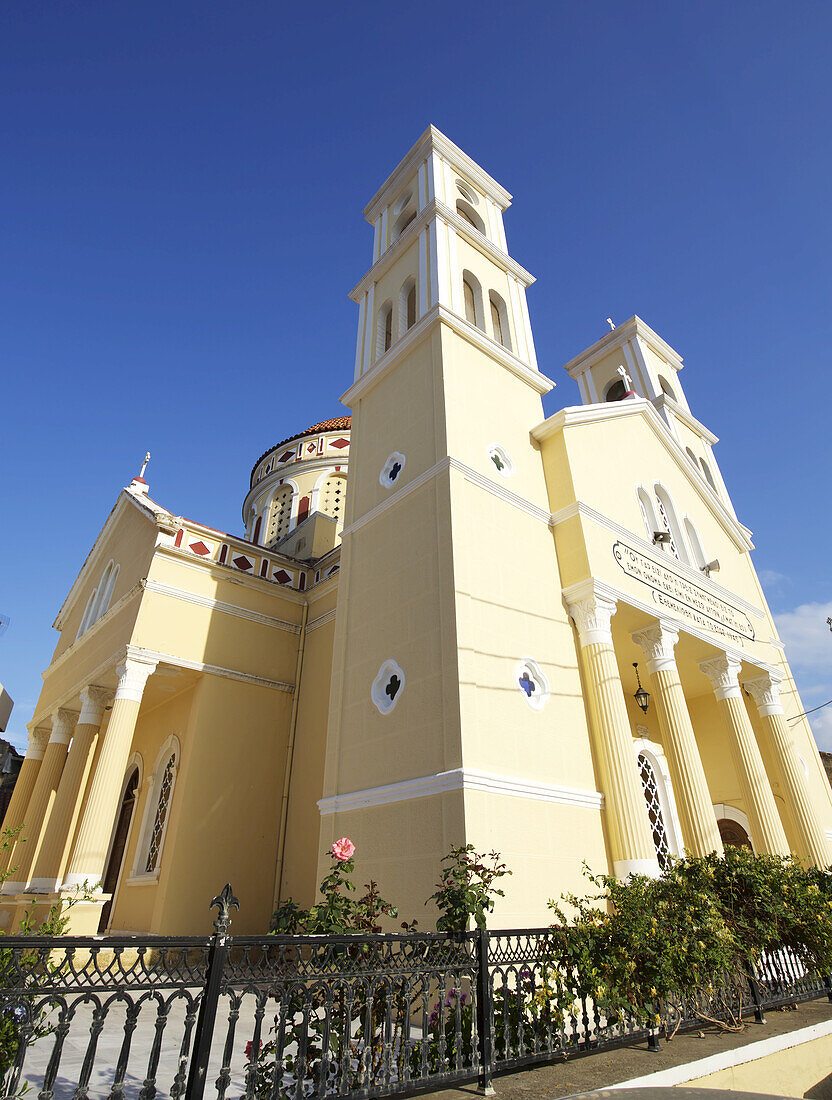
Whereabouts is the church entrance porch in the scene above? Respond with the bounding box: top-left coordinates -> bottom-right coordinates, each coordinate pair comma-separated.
565,582 -> 828,875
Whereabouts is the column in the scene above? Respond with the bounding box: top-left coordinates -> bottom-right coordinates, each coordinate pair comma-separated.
745,671 -> 829,867
699,654 -> 790,856
632,622 -> 723,857
568,591 -> 660,877
5,710 -> 75,893
62,656 -> 156,891
0,728 -> 49,876
28,686 -> 111,893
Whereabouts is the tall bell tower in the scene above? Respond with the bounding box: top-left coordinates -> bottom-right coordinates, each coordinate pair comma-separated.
318,128 -> 606,925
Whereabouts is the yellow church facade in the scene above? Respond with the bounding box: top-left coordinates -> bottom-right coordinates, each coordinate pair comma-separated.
3,127 -> 831,935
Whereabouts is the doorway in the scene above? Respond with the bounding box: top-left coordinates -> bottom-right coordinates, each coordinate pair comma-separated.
98,768 -> 139,932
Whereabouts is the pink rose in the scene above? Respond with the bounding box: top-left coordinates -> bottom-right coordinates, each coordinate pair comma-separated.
331,837 -> 355,862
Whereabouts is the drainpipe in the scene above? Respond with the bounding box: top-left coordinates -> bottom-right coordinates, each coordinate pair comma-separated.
272,599 -> 309,913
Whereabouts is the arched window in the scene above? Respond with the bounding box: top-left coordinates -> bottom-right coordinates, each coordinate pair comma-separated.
134,737 -> 179,877
252,515 -> 262,545
399,277 -> 417,337
392,191 -> 416,239
604,379 -> 628,402
684,518 -> 707,570
637,752 -> 672,870
685,447 -> 697,466
700,458 -> 718,492
319,473 -> 347,523
654,484 -> 690,563
456,199 -> 485,234
376,301 -> 393,358
658,375 -> 676,400
265,485 -> 293,547
461,270 -> 484,330
76,560 -> 120,639
637,487 -> 660,542
488,291 -> 512,351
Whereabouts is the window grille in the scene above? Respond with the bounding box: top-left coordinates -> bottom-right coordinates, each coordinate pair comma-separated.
638,752 -> 671,870
320,475 -> 346,521
266,487 -> 293,546
145,753 -> 176,873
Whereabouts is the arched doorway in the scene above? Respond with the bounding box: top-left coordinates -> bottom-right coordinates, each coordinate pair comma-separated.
718,817 -> 752,850
98,767 -> 139,931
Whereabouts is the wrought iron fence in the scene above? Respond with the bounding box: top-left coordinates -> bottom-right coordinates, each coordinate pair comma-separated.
1,885 -> 829,1100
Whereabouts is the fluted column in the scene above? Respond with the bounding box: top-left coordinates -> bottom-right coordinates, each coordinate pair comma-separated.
700,654 -> 790,856
28,687 -> 111,893
632,623 -> 723,858
4,710 -> 75,893
0,728 -> 50,878
745,671 -> 829,867
63,656 -> 156,890
568,591 -> 660,878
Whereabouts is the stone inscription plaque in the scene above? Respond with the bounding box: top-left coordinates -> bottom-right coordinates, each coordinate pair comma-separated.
613,541 -> 755,643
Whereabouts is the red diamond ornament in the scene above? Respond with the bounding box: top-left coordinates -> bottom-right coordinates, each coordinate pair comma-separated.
232,555 -> 253,571
189,541 -> 211,556
279,450 -> 294,463
330,437 -> 350,449
273,568 -> 291,584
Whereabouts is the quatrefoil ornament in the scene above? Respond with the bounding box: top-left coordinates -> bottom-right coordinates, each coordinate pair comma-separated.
514,659 -> 549,711
379,451 -> 406,489
372,659 -> 406,714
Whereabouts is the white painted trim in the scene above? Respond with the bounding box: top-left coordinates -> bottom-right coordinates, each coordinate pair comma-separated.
613,858 -> 661,879
318,768 -> 603,815
155,546 -> 307,605
141,580 -> 301,633
713,802 -> 754,850
124,644 -> 295,693
340,455 -> 551,540
606,1016 -> 832,1091
46,585 -> 143,679
633,737 -> 684,858
341,304 -> 554,409
131,734 -> 179,879
549,500 -> 765,620
562,315 -> 684,379
307,608 -> 337,633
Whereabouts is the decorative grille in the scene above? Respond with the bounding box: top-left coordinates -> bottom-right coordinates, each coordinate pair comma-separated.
145,753 -> 176,873
320,474 -> 346,521
655,496 -> 679,559
637,752 -> 671,870
266,487 -> 293,546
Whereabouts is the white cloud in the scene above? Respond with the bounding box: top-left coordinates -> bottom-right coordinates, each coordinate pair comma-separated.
810,708 -> 832,753
758,569 -> 790,589
773,601 -> 832,673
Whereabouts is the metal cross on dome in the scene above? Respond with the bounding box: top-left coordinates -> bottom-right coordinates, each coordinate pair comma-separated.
139,452 -> 150,478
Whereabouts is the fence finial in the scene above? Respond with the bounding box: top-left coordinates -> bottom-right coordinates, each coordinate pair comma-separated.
210,883 -> 239,933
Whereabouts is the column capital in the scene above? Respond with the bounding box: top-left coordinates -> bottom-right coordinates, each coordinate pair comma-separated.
699,653 -> 742,701
78,685 -> 112,727
566,588 -> 618,647
744,671 -> 784,717
50,709 -> 77,745
114,656 -> 158,703
26,727 -> 50,760
631,621 -> 680,674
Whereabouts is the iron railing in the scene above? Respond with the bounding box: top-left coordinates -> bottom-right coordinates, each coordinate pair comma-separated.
0,885 -> 829,1100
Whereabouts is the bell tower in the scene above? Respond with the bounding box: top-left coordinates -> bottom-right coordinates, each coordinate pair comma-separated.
318,128 -> 605,924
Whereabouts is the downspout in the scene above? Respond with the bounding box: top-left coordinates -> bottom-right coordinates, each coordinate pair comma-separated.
272,598 -> 309,913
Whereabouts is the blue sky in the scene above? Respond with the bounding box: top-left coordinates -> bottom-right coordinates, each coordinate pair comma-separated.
2,1 -> 831,750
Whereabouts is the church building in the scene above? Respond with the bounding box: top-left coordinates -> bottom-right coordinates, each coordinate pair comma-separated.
2,127 -> 830,935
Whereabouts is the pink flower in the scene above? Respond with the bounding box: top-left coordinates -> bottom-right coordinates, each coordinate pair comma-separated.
245,1041 -> 254,1060
331,837 -> 355,862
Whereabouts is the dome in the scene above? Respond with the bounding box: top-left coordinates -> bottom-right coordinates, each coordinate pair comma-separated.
249,416 -> 351,481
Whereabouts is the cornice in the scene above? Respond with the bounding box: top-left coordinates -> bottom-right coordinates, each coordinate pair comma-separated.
561,577 -> 781,678
141,579 -> 302,633
532,401 -> 754,553
46,584 -> 144,680
349,198 -> 534,303
562,316 -> 684,379
362,125 -> 512,223
124,644 -> 295,693
341,304 -> 553,409
155,545 -> 308,605
549,500 -> 765,620
318,767 -> 603,816
653,394 -> 718,445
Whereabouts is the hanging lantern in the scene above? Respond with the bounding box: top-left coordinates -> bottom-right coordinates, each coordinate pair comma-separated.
633,662 -> 650,714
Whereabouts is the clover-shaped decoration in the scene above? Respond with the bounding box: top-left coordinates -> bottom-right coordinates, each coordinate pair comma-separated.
371,659 -> 406,714
514,659 -> 549,711
487,444 -> 514,479
379,451 -> 407,489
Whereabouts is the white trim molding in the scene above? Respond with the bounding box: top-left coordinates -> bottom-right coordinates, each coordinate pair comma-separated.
318,768 -> 604,816
141,579 -> 301,633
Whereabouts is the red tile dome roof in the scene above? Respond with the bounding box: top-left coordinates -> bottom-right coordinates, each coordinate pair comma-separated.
250,417 -> 351,479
